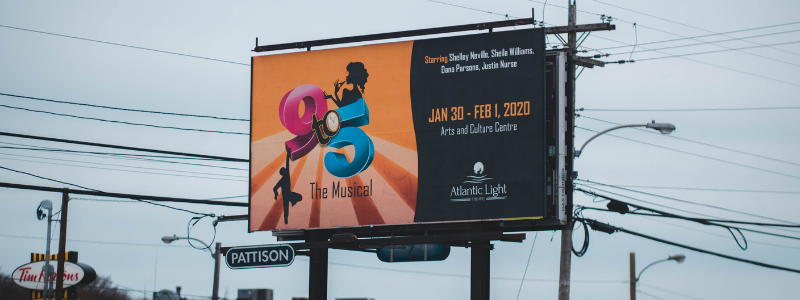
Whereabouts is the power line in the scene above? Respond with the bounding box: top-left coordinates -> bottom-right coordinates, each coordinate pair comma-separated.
0,233 -> 190,248
0,24 -> 250,66
577,183 -> 800,195
581,106 -> 800,112
624,40 -> 800,63
0,146 -> 222,161
602,29 -> 800,57
0,151 -> 246,178
0,164 -> 223,215
578,180 -> 800,225
580,207 -> 800,229
0,165 -> 96,190
639,283 -> 706,300
637,289 -> 668,300
0,131 -> 248,162
0,141 -> 248,170
0,155 -> 247,182
587,0 -> 800,57
527,0 -> 800,79
594,22 -> 800,51
579,115 -> 800,168
0,181 -> 248,207
583,6 -> 800,66
516,232 -> 538,300
576,184 -> 800,236
426,0 -> 523,19
0,92 -> 249,121
0,103 -> 247,135
634,214 -> 800,250
590,35 -> 800,88
575,126 -> 800,180
579,218 -> 800,274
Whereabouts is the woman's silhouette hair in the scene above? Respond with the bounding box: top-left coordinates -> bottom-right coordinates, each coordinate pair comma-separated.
346,62 -> 369,93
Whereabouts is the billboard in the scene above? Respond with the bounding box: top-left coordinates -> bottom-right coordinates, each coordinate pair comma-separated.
250,29 -> 546,231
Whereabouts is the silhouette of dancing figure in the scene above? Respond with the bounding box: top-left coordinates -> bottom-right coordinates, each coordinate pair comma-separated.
273,151 -> 302,224
324,62 -> 369,108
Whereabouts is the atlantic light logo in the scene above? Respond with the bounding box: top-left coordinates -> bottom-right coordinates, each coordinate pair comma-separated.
450,162 -> 508,202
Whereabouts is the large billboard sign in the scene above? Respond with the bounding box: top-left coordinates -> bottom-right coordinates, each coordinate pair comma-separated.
250,29 -> 546,231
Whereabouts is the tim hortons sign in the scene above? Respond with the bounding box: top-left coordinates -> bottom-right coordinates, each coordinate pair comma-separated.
12,261 -> 96,290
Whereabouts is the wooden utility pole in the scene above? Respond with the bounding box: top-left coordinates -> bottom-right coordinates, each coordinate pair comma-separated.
630,252 -> 636,300
558,1 -> 577,300
55,190 -> 69,300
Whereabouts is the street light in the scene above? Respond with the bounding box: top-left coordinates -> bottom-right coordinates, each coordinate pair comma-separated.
575,120 -> 676,157
629,253 -> 686,300
637,254 -> 686,283
37,200 -> 54,299
161,235 -> 222,300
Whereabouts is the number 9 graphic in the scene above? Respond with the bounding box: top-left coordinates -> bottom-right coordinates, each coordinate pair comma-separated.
279,84 -> 327,161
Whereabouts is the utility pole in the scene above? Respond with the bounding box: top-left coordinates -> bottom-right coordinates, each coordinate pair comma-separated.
630,252 -> 636,300
212,242 -> 221,300
55,190 -> 69,300
558,1 -> 577,300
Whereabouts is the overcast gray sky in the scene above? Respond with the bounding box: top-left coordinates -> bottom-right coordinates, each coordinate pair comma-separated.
1,1 -> 800,299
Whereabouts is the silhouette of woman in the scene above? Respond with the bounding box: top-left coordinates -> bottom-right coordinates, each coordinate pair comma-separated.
273,151 -> 302,224
325,62 -> 369,108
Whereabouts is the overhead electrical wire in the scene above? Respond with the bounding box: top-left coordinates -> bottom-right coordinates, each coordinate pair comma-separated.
595,35 -> 800,87
0,165 -> 96,191
0,141 -> 247,170
637,289 -> 668,300
579,217 -> 800,274
579,115 -> 800,168
623,40 -> 800,63
577,184 -> 800,195
0,155 -> 247,182
575,126 -> 800,180
577,180 -> 800,225
0,103 -> 248,135
0,164 -> 219,215
639,283 -> 707,300
0,24 -> 250,66
520,0 -> 800,87
0,131 -> 249,162
587,0 -> 800,57
593,22 -> 800,51
0,233 -> 191,248
580,207 -> 800,229
0,146 -> 225,161
427,0 -> 517,18
575,184 -> 800,236
601,29 -> 800,57
631,214 -> 800,250
0,151 -> 246,178
0,92 -> 249,121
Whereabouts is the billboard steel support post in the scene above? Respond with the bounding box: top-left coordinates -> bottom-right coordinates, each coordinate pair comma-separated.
55,190 -> 69,300
470,242 -> 491,300
212,242 -> 221,300
308,247 -> 328,300
559,1 -> 578,300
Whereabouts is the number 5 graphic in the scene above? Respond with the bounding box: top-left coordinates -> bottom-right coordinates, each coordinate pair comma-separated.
325,98 -> 374,178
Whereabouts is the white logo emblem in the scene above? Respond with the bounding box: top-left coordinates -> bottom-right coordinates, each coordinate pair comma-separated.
473,162 -> 484,175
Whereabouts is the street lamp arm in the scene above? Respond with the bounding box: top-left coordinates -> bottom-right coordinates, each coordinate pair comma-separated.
636,258 -> 669,283
576,124 -> 647,157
